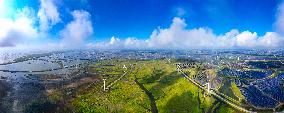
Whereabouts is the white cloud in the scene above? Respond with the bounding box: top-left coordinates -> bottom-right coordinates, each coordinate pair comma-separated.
124,37 -> 147,49
275,1 -> 284,35
259,32 -> 282,48
0,0 -> 282,50
94,17 -> 284,49
38,0 -> 60,31
235,31 -> 258,47
0,2 -> 93,49
0,7 -> 38,47
214,29 -> 239,48
234,31 -> 283,48
94,36 -> 147,49
176,7 -> 186,17
148,17 -> 217,49
94,36 -> 123,49
110,36 -> 120,45
60,10 -> 93,49
86,42 -> 96,49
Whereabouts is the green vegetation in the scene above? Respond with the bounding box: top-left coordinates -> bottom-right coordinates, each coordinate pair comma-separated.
215,104 -> 236,113
231,81 -> 244,100
183,67 -> 198,78
218,79 -> 244,104
135,61 -> 214,113
44,59 -> 241,113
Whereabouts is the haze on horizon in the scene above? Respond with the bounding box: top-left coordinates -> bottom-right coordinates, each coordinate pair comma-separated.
0,0 -> 284,50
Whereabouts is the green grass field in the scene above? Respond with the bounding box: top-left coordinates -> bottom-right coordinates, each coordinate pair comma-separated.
43,59 -> 242,113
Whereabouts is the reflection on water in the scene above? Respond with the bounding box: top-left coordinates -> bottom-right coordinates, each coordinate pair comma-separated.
0,50 -> 97,113
0,60 -> 60,72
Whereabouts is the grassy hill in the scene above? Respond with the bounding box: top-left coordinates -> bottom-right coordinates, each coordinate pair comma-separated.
41,59 -> 243,113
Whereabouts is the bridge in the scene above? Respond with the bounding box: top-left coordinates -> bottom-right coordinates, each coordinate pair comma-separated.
176,64 -> 252,113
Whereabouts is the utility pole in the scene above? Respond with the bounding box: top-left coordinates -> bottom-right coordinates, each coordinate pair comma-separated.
204,82 -> 211,96
176,63 -> 180,72
103,79 -> 106,91
207,82 -> 210,94
206,75 -> 211,95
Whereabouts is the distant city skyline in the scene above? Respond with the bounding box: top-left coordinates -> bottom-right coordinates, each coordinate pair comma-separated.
0,0 -> 284,49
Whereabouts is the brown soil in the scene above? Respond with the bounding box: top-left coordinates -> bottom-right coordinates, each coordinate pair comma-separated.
36,74 -> 62,80
65,76 -> 100,88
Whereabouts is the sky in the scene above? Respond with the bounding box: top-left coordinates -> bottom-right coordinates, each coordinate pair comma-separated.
0,0 -> 284,50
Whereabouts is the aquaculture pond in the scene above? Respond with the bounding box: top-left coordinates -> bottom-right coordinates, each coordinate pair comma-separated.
255,78 -> 284,103
240,86 -> 279,108
238,72 -> 284,109
246,61 -> 283,69
218,68 -> 272,79
0,60 -> 61,72
0,51 -> 95,113
219,67 -> 284,109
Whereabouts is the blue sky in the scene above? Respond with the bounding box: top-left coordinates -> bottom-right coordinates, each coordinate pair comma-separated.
0,0 -> 284,49
8,0 -> 281,38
